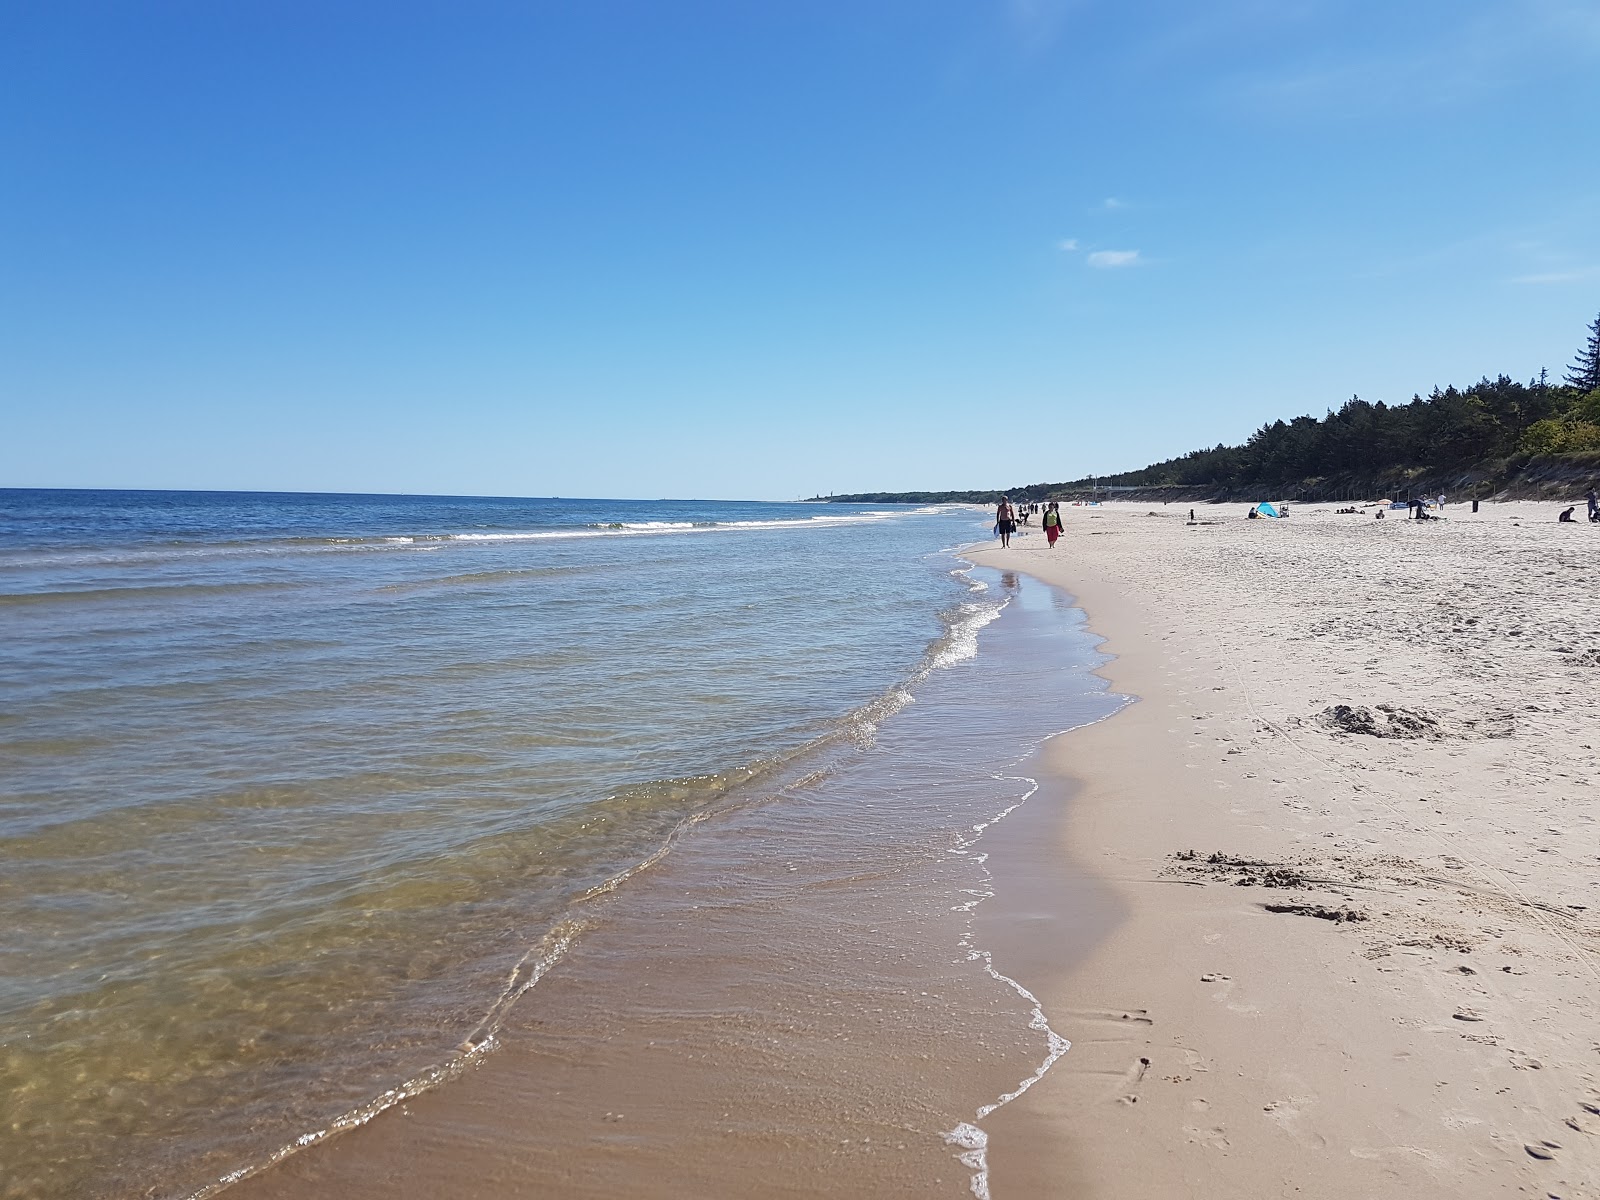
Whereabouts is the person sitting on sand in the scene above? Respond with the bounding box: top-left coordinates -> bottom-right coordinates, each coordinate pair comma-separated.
995,496 -> 1016,548
1559,506 -> 1576,523
1042,501 -> 1063,549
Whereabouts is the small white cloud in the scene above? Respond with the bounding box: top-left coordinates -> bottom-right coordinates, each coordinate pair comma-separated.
1101,197 -> 1126,210
1006,0 -> 1080,52
1510,267 -> 1600,285
1057,238 -> 1079,252
1087,249 -> 1140,269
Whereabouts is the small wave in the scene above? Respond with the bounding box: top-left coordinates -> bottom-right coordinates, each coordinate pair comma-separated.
179,788 -> 732,1198
0,509 -> 928,572
0,581 -> 300,607
439,531 -> 612,541
585,521 -> 706,530
373,565 -> 608,594
185,918 -> 586,1200
908,592 -> 1006,683
382,511 -> 911,544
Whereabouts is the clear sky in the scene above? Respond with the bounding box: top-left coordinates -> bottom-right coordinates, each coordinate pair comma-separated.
4,1 -> 1598,499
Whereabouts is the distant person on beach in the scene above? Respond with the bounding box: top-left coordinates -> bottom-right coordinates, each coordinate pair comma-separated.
1587,487 -> 1598,522
1559,506 -> 1576,523
1043,501 -> 1062,549
996,496 -> 1016,548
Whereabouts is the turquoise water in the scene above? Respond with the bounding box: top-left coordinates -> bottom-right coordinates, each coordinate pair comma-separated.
0,490 -> 1002,1199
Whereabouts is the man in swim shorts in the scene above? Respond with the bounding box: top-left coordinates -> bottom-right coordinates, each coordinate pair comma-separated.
996,496 -> 1016,548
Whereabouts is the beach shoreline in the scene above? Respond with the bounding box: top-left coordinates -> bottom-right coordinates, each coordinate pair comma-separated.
1,496 -> 1022,1200
40,496 -> 1600,1199
203,564 -> 1124,1200
970,500 -> 1600,1198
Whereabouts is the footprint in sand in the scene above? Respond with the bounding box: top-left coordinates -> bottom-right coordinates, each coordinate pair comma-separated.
1071,1008 -> 1154,1026
1115,1055 -> 1153,1105
1262,1096 -> 1328,1150
1183,1122 -> 1231,1150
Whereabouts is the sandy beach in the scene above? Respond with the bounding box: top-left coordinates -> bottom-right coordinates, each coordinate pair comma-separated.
161,498 -> 1600,1200
973,499 -> 1600,1198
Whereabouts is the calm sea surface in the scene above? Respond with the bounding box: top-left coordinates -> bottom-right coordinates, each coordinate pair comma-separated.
0,489 -> 1026,1199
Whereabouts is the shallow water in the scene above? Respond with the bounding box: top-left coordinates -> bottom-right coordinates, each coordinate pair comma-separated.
2,489 -> 1034,1199
218,565 -> 1127,1200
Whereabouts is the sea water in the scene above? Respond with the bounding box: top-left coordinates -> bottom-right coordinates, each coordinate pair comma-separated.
0,491 -> 1118,1199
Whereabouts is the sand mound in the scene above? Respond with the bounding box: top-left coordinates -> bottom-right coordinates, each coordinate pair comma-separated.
1316,703 -> 1442,739
1314,703 -> 1517,740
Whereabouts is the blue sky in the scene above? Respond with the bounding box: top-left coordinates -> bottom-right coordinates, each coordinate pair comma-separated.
4,1 -> 1598,499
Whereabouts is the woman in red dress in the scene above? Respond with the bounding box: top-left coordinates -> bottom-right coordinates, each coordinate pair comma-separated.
1042,501 -> 1062,549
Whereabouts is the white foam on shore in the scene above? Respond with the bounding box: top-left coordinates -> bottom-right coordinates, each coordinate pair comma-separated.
924,601 -> 1004,672
179,807 -> 724,1200
935,773 -> 1071,1200
935,699 -> 1135,1197
183,918 -> 584,1200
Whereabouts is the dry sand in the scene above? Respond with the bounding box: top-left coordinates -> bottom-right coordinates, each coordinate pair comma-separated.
972,499 -> 1600,1199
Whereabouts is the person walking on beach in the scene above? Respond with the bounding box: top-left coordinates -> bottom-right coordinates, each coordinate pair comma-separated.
1586,486 -> 1598,523
995,496 -> 1016,548
1042,501 -> 1063,549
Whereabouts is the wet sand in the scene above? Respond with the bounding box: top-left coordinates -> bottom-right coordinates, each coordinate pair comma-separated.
218,772 -> 1115,1200
974,500 -> 1600,1198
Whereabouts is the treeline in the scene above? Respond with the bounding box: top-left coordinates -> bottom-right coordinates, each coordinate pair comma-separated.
819,312 -> 1600,502
1098,373 -> 1600,492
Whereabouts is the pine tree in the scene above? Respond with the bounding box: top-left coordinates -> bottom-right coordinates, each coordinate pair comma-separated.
1566,311 -> 1600,391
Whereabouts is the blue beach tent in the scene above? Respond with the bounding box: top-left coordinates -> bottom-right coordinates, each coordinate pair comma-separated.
1255,501 -> 1282,518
